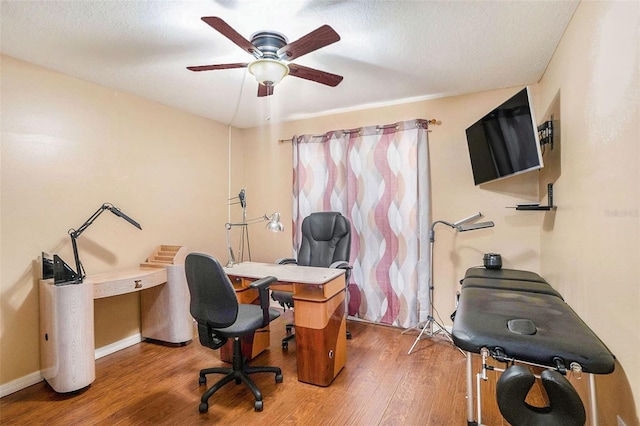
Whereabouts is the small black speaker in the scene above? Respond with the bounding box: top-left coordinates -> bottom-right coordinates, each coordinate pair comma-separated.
483,253 -> 502,269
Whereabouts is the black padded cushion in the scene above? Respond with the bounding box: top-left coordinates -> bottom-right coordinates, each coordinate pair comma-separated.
186,253 -> 238,328
464,267 -> 548,283
297,212 -> 351,267
496,365 -> 586,426
452,287 -> 615,374
214,304 -> 280,338
462,277 -> 563,299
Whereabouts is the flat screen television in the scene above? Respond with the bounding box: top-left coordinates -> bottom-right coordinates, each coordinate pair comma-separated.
465,87 -> 543,185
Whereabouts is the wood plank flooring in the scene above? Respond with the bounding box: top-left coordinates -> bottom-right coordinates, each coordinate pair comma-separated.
1,312 -> 515,425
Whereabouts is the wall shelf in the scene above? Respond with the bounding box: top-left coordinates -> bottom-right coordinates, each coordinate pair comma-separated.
511,183 -> 556,211
516,204 -> 556,211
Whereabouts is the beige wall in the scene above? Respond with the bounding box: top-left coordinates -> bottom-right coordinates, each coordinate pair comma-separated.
1,55 -> 231,383
536,1 -> 639,422
1,0 -> 638,422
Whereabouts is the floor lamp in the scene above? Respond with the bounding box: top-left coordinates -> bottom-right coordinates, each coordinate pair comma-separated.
407,212 -> 494,355
225,189 -> 284,267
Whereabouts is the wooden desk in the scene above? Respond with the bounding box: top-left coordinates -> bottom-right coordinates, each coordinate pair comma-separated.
39,245 -> 192,393
224,262 -> 347,387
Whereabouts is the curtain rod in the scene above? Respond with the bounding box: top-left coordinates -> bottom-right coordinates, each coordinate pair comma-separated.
277,118 -> 440,144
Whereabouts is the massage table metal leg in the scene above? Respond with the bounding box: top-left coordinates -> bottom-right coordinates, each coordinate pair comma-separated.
466,352 -> 476,425
589,373 -> 599,426
477,370 -> 484,426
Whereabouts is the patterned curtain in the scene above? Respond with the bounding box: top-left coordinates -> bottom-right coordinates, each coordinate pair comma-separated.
291,119 -> 431,328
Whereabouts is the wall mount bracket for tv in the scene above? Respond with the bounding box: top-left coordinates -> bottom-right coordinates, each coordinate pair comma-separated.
537,120 -> 554,150
511,183 -> 557,211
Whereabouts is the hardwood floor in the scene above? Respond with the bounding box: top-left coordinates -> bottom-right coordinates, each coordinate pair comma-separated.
1,312 -> 514,425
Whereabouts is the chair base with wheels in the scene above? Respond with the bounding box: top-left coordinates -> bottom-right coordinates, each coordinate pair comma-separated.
198,338 -> 283,412
272,290 -> 295,349
282,324 -> 295,350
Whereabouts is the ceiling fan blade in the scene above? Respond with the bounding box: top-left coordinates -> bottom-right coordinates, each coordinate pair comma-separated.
288,64 -> 343,87
201,17 -> 262,58
277,25 -> 340,61
187,62 -> 248,72
257,84 -> 274,97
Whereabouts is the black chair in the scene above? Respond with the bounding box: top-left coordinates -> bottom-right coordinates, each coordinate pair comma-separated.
271,211 -> 352,349
185,253 -> 283,413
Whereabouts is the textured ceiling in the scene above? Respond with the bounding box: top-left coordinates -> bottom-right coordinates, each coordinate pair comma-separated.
0,0 -> 579,128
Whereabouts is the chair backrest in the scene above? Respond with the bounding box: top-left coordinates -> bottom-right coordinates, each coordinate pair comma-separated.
297,212 -> 351,267
185,253 -> 238,328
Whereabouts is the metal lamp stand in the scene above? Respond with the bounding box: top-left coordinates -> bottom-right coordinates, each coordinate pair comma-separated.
406,213 -> 494,355
406,225 -> 455,354
225,189 -> 284,268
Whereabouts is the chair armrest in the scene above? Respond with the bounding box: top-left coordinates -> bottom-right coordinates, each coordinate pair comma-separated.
330,261 -> 352,283
330,260 -> 350,269
250,276 -> 278,327
276,258 -> 297,265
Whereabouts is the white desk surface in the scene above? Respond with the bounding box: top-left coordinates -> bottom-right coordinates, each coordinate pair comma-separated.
223,261 -> 344,285
89,266 -> 167,299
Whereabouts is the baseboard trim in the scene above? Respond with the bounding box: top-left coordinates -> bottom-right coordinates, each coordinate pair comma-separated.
94,333 -> 142,360
0,371 -> 43,398
1,333 -> 143,398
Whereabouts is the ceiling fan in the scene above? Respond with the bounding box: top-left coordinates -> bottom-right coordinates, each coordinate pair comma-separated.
187,17 -> 343,97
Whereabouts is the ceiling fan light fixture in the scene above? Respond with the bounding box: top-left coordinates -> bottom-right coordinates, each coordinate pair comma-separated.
248,59 -> 289,86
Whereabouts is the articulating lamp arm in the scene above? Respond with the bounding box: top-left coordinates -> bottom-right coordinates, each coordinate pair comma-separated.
225,213 -> 283,267
225,215 -> 271,228
68,204 -> 112,281
429,212 -> 494,242
225,216 -> 269,268
68,203 -> 142,282
429,220 -> 455,242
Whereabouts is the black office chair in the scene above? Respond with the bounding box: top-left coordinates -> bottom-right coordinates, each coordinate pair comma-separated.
185,253 -> 283,413
271,211 -> 352,349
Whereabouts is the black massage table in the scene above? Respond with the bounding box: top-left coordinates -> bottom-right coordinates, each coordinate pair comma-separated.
452,267 -> 615,426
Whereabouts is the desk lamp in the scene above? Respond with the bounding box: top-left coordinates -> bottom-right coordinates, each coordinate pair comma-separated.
407,212 -> 494,354
62,203 -> 142,285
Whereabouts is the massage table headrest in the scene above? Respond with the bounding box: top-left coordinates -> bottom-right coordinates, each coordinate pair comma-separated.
497,365 -> 586,426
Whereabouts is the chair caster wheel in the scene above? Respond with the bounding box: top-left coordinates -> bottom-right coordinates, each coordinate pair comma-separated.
286,325 -> 293,335
254,400 -> 263,411
282,341 -> 288,350
275,374 -> 283,383
199,376 -> 206,386
199,402 -> 209,413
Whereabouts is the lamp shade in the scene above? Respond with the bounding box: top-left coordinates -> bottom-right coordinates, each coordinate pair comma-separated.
248,59 -> 289,86
266,212 -> 284,232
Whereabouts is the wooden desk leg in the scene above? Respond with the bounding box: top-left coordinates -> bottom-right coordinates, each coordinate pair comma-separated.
294,290 -> 347,386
